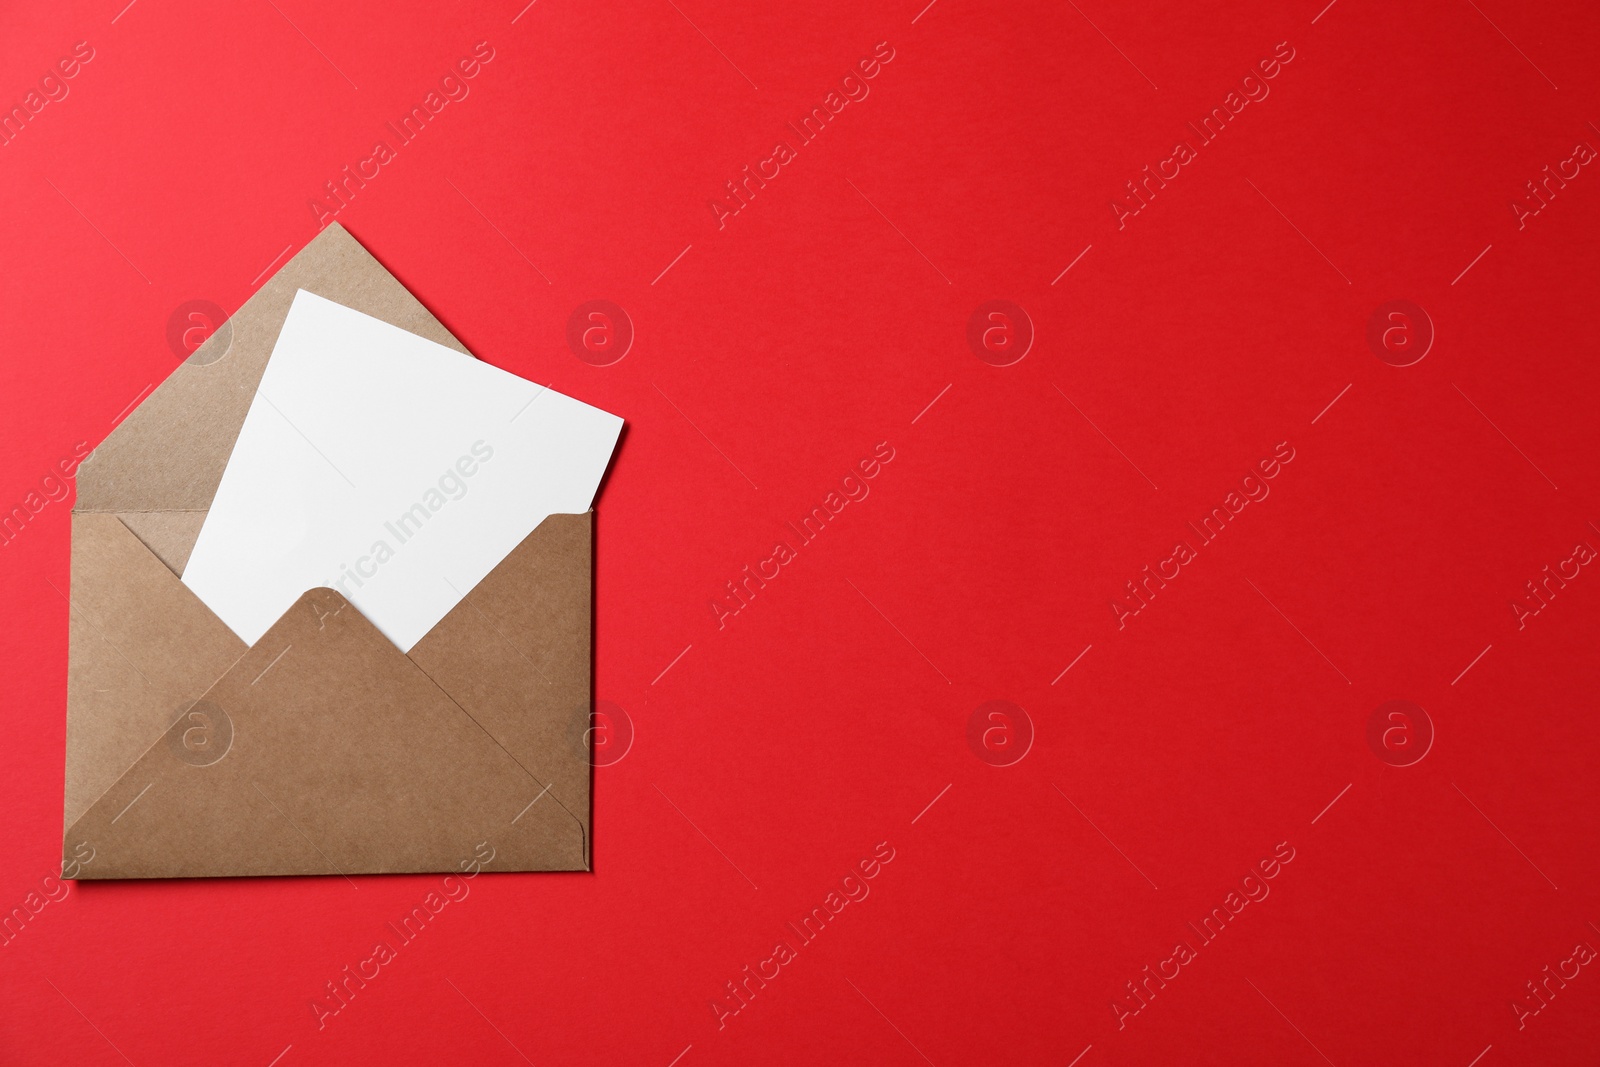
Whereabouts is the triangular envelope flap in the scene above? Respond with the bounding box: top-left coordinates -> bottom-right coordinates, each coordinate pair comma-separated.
74,223 -> 471,524
116,510 -> 207,576
408,512 -> 593,830
66,586 -> 585,879
64,513 -> 246,828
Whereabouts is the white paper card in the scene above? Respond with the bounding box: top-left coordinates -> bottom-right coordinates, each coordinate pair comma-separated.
183,289 -> 622,652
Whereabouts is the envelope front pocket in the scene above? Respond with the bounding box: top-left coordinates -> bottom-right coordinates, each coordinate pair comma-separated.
65,582 -> 584,878
64,513 -> 591,879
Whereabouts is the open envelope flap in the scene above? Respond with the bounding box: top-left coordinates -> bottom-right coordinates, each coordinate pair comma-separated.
65,582 -> 586,879
74,222 -> 470,528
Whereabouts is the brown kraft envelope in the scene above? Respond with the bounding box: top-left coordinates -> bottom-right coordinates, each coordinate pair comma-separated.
63,223 -> 593,878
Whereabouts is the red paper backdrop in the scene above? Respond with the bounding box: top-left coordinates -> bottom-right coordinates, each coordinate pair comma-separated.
3,0 -> 1599,1063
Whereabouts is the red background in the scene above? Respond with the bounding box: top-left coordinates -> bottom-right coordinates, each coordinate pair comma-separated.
3,0 -> 1599,1063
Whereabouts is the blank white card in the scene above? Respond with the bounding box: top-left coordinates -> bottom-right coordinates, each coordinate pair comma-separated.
183,290 -> 622,652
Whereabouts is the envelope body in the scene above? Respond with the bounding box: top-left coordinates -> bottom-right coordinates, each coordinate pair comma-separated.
63,225 -> 592,879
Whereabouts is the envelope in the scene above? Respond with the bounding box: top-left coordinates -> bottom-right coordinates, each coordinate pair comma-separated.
63,224 -> 594,879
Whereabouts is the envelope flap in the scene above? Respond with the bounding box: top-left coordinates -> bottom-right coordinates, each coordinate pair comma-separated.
64,512 -> 247,827
116,510 -> 207,576
75,223 -> 471,519
409,511 -> 593,830
66,585 -> 586,878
